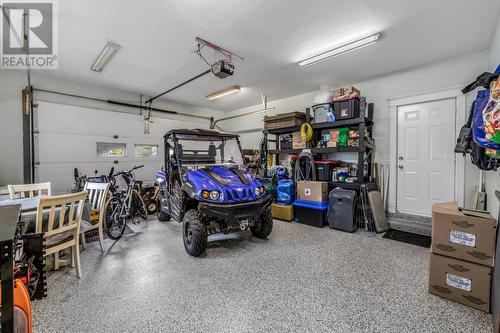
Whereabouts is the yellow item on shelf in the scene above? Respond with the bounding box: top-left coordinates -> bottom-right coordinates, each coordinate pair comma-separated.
267,154 -> 273,167
300,123 -> 313,142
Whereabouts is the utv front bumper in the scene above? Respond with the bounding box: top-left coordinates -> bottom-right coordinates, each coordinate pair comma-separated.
198,195 -> 273,222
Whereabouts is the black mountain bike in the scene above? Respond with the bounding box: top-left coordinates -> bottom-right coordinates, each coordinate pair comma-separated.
104,165 -> 148,240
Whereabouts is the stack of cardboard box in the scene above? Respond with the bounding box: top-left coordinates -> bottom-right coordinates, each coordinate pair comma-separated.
429,202 -> 497,313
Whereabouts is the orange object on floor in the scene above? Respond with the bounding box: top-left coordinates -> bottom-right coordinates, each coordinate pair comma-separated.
0,279 -> 33,333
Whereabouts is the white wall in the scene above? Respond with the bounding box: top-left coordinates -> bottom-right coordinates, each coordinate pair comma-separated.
0,70 -> 225,186
487,14 -> 500,218
218,50 -> 489,213
490,15 -> 500,70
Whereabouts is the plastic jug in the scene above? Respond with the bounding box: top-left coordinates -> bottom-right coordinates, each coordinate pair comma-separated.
277,179 -> 295,205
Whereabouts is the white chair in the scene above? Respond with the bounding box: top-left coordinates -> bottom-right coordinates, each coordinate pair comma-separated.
8,182 -> 52,199
36,191 -> 86,278
80,182 -> 110,253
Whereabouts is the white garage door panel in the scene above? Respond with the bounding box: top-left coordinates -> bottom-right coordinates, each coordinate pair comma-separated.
37,133 -> 162,162
36,102 -> 208,193
38,161 -> 160,194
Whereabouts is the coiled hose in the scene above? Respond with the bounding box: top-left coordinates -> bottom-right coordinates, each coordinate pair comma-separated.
294,150 -> 316,181
300,123 -> 313,142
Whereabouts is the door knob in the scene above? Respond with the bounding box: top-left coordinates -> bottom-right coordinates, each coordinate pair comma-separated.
398,165 -> 404,169
398,156 -> 404,161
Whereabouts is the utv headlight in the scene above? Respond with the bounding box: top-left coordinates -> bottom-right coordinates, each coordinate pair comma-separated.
201,190 -> 210,199
209,190 -> 220,200
259,186 -> 265,194
254,187 -> 261,196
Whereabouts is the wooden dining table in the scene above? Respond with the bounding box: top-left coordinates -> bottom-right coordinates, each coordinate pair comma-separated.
0,196 -> 91,270
0,196 -> 91,234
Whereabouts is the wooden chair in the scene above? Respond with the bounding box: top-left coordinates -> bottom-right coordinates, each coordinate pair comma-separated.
80,182 -> 110,253
8,182 -> 52,199
36,191 -> 86,278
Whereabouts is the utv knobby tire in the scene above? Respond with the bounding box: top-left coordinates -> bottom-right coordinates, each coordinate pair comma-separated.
182,209 -> 207,257
156,194 -> 171,222
251,209 -> 273,239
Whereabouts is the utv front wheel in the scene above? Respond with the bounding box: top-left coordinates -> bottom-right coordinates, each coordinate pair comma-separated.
182,209 -> 207,257
251,209 -> 273,239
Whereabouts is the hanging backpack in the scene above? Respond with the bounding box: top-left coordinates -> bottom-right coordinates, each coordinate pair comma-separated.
472,81 -> 500,159
467,70 -> 500,171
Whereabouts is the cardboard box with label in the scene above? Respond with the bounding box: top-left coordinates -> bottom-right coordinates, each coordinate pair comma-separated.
292,132 -> 306,149
428,252 -> 491,312
431,202 -> 497,267
296,181 -> 328,203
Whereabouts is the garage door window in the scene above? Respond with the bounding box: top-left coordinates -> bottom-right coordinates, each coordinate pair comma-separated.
135,144 -> 158,157
97,142 -> 126,157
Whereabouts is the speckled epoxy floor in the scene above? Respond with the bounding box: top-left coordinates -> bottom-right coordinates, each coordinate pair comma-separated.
32,219 -> 493,333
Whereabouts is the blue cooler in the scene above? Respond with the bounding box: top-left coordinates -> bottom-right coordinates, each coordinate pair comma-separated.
293,199 -> 328,228
277,179 -> 295,205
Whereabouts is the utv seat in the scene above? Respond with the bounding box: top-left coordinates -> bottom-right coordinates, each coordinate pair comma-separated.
176,143 -> 217,165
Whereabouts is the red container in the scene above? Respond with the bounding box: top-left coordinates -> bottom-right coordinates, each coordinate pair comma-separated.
315,160 -> 340,181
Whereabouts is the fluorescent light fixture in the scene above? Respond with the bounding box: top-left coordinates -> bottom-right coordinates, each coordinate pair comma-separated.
298,33 -> 382,67
91,41 -> 121,72
206,86 -> 241,100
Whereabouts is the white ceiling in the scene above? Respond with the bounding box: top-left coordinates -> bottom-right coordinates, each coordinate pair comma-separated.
41,0 -> 500,111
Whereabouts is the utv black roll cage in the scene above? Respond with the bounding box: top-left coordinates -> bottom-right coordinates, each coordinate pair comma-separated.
163,129 -> 247,185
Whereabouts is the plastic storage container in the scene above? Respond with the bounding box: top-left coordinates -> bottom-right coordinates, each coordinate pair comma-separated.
333,97 -> 360,120
277,179 -> 295,205
315,160 -> 340,181
280,134 -> 292,149
293,199 -> 328,228
312,103 -> 335,123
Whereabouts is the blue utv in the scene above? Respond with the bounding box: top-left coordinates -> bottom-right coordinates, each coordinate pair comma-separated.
155,129 -> 273,257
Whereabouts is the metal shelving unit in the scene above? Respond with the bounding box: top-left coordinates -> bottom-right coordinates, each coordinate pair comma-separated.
263,105 -> 375,188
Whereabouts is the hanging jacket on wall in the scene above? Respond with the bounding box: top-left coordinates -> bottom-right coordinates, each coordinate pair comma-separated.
454,101 -> 475,155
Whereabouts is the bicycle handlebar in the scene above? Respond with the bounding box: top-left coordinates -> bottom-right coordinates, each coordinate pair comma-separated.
113,165 -> 144,177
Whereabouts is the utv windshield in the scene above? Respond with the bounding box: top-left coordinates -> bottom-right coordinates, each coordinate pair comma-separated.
168,135 -> 245,167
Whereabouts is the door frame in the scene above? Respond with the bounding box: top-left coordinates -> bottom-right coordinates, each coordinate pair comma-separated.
388,87 -> 466,214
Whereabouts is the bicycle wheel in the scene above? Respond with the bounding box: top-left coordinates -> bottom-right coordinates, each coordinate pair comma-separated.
132,190 -> 148,220
104,196 -> 127,240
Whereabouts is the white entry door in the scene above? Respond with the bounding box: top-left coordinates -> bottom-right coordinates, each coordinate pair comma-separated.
397,98 -> 456,216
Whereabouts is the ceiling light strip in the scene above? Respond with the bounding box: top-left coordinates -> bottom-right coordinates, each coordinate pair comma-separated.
298,33 -> 381,67
206,86 -> 241,100
91,41 -> 121,72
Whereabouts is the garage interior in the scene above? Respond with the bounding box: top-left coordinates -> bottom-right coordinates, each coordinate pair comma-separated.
1,1 -> 500,332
